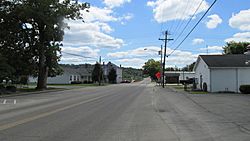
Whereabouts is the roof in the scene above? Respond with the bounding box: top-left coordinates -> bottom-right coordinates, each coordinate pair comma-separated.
199,54 -> 250,68
165,71 -> 195,74
61,65 -> 94,75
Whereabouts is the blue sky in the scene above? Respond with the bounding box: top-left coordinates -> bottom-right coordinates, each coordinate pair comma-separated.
61,0 -> 250,68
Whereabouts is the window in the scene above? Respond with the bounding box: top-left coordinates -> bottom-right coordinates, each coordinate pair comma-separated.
70,75 -> 72,81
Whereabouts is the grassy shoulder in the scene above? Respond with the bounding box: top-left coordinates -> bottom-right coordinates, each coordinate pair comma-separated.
0,83 -> 110,96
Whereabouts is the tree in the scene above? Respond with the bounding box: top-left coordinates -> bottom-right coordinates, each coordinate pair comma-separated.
182,62 -> 196,71
0,54 -> 15,83
143,59 -> 161,80
0,0 -> 89,90
223,41 -> 250,54
92,62 -> 103,85
108,68 -> 117,83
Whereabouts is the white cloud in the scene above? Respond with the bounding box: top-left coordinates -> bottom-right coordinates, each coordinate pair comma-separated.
200,46 -> 223,51
107,46 -> 161,58
82,7 -> 117,23
116,58 -> 146,68
103,0 -> 131,8
206,14 -> 222,29
62,6 -> 134,49
60,46 -> 99,64
192,38 -> 204,45
107,51 -> 129,58
147,0 -> 209,23
225,32 -> 250,42
108,46 -> 205,68
229,9 -> 250,31
64,20 -> 124,49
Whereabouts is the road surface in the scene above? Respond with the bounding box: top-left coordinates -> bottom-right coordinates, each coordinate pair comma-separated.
0,79 -> 250,141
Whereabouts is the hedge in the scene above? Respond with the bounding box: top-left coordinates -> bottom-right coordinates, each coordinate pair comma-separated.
239,85 -> 250,94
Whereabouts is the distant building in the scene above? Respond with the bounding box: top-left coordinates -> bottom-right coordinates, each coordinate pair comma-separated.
194,54 -> 250,93
164,71 -> 195,83
103,62 -> 123,83
29,62 -> 123,84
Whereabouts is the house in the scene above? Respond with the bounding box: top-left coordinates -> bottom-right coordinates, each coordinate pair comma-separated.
164,71 -> 195,83
103,62 -> 123,83
193,53 -> 250,93
29,62 -> 123,84
47,65 -> 94,84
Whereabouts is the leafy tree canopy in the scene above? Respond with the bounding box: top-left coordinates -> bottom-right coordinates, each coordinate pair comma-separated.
0,0 -> 89,89
223,41 -> 250,54
108,68 -> 117,83
143,59 -> 161,80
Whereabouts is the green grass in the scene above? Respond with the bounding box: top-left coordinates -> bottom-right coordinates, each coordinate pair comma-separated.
47,83 -> 110,87
172,85 -> 185,89
190,91 -> 209,94
17,87 -> 63,92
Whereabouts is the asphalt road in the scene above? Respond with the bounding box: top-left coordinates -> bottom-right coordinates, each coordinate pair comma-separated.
0,79 -> 250,141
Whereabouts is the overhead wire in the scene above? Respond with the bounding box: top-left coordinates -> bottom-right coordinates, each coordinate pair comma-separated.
170,0 -> 205,46
171,0 -> 191,35
61,51 -> 97,60
168,0 -> 217,56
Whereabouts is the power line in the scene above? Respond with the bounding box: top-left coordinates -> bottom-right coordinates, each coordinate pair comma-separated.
172,0 -> 191,35
61,51 -> 97,59
170,0 -> 205,47
168,0 -> 217,56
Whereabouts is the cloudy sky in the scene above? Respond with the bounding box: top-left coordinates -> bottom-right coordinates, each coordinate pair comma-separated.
60,0 -> 250,68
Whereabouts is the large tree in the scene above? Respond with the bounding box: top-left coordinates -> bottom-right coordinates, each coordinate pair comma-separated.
223,41 -> 250,54
0,53 -> 14,83
0,0 -> 89,90
143,59 -> 161,80
108,68 -> 117,83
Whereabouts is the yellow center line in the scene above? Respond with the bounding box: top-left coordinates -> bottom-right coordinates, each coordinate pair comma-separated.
0,94 -> 111,131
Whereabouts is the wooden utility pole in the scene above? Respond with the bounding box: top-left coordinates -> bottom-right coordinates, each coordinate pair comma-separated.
159,31 -> 173,88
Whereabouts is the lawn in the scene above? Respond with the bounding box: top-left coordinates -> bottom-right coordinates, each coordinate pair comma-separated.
47,83 -> 110,87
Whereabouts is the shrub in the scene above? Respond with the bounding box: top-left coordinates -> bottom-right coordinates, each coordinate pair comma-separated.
71,81 -> 82,84
239,85 -> 250,94
6,86 -> 17,92
0,84 -> 5,89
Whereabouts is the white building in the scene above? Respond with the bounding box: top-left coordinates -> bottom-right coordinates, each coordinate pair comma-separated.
29,62 -> 123,84
193,54 -> 250,93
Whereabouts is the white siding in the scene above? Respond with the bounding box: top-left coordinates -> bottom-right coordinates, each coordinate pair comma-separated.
238,68 -> 250,92
210,69 -> 237,92
179,72 -> 195,80
116,68 -> 123,83
47,73 -> 71,84
195,58 -> 210,91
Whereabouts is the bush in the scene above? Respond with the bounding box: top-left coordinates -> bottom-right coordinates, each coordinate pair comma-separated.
6,86 -> 17,92
239,85 -> 250,94
71,81 -> 82,84
0,84 -> 5,89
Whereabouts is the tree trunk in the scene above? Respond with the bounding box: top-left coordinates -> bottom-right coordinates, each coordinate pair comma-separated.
36,27 -> 48,90
36,52 -> 48,90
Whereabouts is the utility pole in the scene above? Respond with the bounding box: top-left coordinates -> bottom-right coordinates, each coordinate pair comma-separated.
159,31 -> 173,88
99,56 -> 101,86
160,45 -> 163,86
